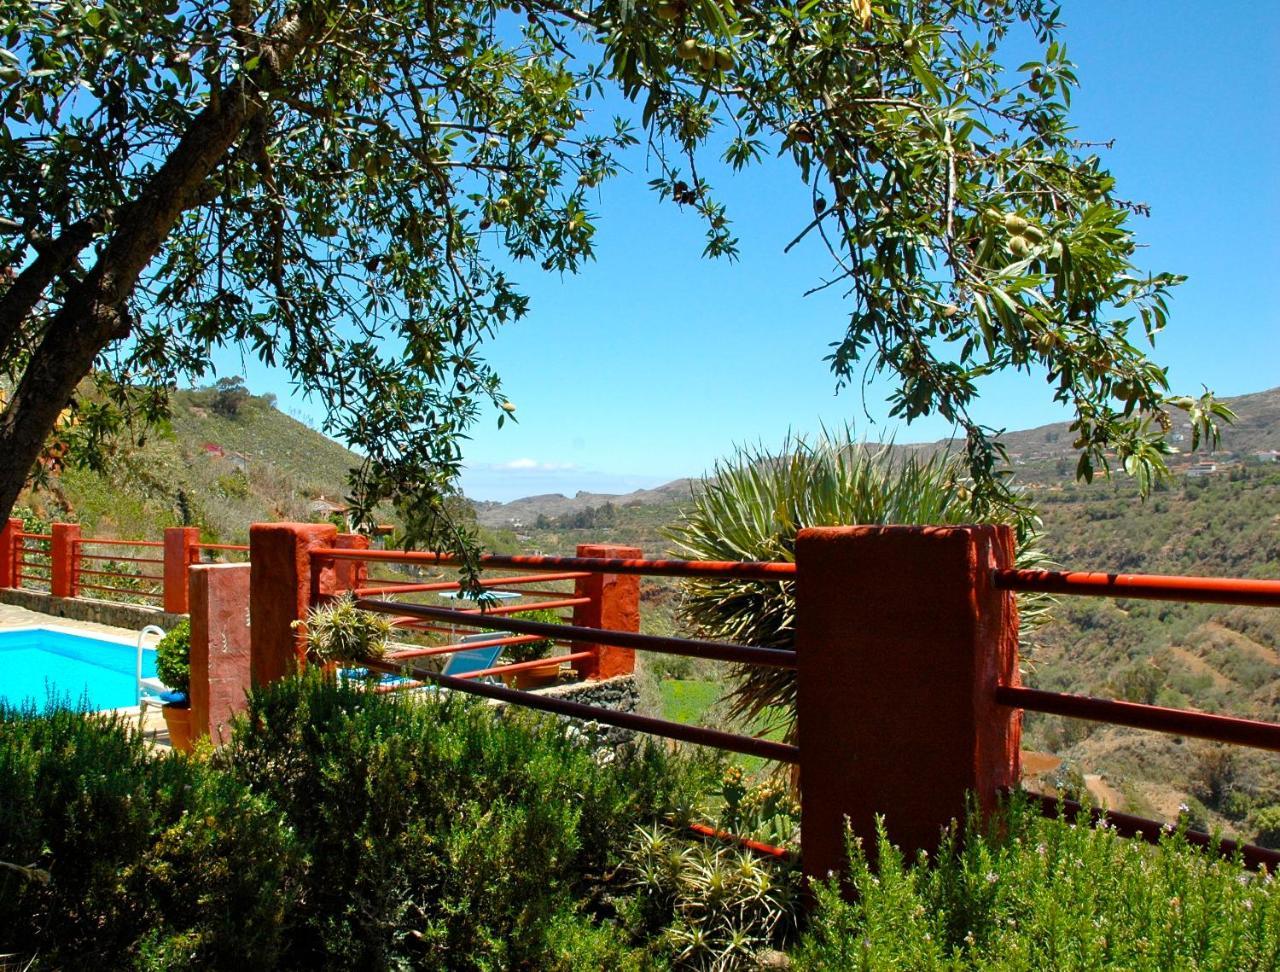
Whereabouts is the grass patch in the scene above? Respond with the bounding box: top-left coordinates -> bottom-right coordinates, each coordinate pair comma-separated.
660,678 -> 722,725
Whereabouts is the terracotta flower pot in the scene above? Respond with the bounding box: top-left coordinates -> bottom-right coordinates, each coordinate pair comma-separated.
504,660 -> 562,690
161,702 -> 194,753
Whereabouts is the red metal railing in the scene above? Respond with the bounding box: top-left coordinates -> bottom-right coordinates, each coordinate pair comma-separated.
74,538 -> 164,603
319,546 -> 798,581
13,532 -> 52,590
995,565 -> 1280,868
995,568 -> 1280,608
310,546 -> 801,767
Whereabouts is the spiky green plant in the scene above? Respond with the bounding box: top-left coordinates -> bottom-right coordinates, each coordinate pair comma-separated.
666,432 -> 1052,749
294,592 -> 393,665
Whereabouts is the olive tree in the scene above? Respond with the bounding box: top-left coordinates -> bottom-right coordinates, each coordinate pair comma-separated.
0,0 -> 1227,564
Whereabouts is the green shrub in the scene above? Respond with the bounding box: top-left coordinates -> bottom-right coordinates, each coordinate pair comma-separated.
0,704 -> 293,967
501,607 -> 563,663
1250,804 -> 1280,850
155,618 -> 191,697
221,670 -> 712,969
794,797 -> 1280,970
622,823 -> 800,968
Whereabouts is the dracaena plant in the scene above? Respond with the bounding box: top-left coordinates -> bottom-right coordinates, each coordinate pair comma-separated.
666,430 -> 1052,749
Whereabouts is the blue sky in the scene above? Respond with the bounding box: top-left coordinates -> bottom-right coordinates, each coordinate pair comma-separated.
221,2 -> 1279,502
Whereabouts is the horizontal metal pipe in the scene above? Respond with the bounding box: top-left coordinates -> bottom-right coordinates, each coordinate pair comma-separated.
455,651 -> 594,681
78,582 -> 163,599
196,543 -> 250,551
687,822 -> 793,859
451,597 -> 589,616
356,598 -> 798,669
316,547 -> 796,581
77,553 -> 164,565
352,571 -> 593,597
362,658 -> 800,763
995,568 -> 1280,608
386,634 -> 547,660
14,532 -> 51,541
78,567 -> 163,582
1023,790 -> 1280,872
997,685 -> 1280,752
78,538 -> 165,548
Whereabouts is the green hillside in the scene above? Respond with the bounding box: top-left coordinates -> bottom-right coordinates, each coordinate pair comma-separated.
20,386 -> 359,543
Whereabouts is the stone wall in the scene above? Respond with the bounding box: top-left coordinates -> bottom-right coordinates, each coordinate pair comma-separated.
493,674 -> 639,748
0,587 -> 185,631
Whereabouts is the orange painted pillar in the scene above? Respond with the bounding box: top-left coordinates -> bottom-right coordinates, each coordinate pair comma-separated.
795,525 -> 1021,887
570,543 -> 641,680
49,522 -> 81,598
189,563 -> 252,744
334,532 -> 370,593
163,526 -> 200,614
0,518 -> 20,588
248,522 -> 338,686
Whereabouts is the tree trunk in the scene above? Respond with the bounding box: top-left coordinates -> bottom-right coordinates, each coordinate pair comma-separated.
0,8 -> 319,524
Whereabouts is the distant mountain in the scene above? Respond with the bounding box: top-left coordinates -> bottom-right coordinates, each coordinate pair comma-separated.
473,479 -> 700,528
473,386 -> 1280,527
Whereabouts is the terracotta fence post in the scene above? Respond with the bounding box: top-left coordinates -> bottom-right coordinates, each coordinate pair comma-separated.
0,518 -> 20,588
188,563 -> 252,744
49,522 -> 81,598
333,532 -> 371,593
570,543 -> 641,680
163,526 -> 201,614
248,522 -> 339,686
795,525 -> 1021,888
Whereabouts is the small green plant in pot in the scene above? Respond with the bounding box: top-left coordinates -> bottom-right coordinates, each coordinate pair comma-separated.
155,619 -> 194,752
295,592 -> 393,666
499,608 -> 564,688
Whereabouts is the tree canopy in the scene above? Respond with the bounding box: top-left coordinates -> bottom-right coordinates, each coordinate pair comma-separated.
0,0 -> 1228,561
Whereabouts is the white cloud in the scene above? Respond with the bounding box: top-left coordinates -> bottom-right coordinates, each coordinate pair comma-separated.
496,458 -> 577,471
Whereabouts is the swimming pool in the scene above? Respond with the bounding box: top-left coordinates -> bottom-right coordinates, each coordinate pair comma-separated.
0,627 -> 156,712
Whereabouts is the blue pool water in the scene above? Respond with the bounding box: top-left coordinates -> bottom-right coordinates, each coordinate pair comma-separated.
0,628 -> 156,712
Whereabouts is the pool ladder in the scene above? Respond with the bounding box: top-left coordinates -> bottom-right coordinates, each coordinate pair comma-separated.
136,624 -> 166,724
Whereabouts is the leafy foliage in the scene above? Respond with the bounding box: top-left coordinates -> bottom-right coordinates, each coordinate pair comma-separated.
794,797 -> 1280,970
1,0 -> 1228,561
500,607 -> 564,664
0,703 -> 295,967
666,431 -> 1051,746
155,618 -> 191,698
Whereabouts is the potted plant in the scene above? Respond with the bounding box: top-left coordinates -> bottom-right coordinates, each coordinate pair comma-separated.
155,619 -> 193,752
295,592 -> 393,667
500,608 -> 564,689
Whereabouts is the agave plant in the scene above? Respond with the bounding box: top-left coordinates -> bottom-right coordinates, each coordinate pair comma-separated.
665,431 -> 1052,750
295,591 -> 394,664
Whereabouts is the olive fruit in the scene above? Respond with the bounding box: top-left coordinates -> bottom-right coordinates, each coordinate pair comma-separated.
654,0 -> 681,20
714,48 -> 733,71
1009,235 -> 1031,257
697,45 -> 716,70
1022,223 -> 1045,242
676,38 -> 699,60
501,401 -> 517,412
541,133 -> 558,148
1004,213 -> 1028,234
